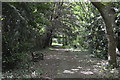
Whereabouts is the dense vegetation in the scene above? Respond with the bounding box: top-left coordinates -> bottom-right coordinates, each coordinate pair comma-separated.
2,2 -> 120,73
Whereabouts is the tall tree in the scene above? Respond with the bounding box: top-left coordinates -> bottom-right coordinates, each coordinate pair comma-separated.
91,2 -> 117,67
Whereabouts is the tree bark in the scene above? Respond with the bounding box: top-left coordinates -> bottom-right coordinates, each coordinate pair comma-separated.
44,27 -> 53,47
91,2 -> 117,67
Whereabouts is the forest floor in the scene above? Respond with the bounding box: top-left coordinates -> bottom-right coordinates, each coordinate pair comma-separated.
2,46 -> 120,79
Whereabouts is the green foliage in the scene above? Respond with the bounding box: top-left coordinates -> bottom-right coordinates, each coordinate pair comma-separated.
65,2 -> 109,59
2,2 -> 51,71
3,2 -> 120,71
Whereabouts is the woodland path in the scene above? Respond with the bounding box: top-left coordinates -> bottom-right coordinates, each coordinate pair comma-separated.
2,47 -> 120,79
30,47 -> 120,78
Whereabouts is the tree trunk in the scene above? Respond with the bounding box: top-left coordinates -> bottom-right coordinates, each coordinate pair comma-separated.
62,34 -> 65,46
65,35 -> 68,45
44,27 -> 53,47
91,2 -> 117,67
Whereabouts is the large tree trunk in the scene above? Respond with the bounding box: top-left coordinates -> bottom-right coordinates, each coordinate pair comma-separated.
91,2 -> 117,67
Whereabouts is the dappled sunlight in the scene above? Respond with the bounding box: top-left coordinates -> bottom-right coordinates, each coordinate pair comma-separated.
87,59 -> 96,63
3,2 -> 120,79
80,71 -> 94,75
31,71 -> 38,77
78,60 -> 83,62
71,69 -> 79,71
3,47 -> 120,78
78,59 -> 96,64
3,46 -> 120,78
93,60 -> 108,68
63,70 -> 75,74
77,66 -> 83,69
49,48 -> 82,52
63,68 -> 80,74
91,60 -> 119,78
93,68 -> 99,72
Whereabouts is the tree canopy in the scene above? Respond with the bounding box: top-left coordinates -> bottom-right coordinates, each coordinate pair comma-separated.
2,2 -> 120,75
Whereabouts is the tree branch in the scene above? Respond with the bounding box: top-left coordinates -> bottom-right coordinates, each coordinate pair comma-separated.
91,2 -> 104,12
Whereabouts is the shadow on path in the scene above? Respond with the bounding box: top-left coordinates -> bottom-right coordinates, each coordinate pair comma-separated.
37,47 -> 119,78
2,47 -> 120,78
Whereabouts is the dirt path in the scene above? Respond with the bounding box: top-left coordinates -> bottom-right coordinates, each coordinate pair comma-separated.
2,47 -> 120,78
33,47 -> 119,78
